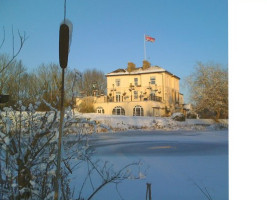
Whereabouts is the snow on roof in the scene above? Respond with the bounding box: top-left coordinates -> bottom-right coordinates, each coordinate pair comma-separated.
106,66 -> 180,79
107,66 -> 165,76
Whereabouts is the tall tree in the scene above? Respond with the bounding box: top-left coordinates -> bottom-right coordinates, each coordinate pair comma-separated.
185,62 -> 228,120
34,63 -> 63,110
81,68 -> 106,96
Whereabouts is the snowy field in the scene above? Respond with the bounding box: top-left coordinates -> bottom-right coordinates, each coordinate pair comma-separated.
69,129 -> 228,200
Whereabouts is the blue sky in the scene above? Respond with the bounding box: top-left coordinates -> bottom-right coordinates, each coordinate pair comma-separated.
0,0 -> 228,101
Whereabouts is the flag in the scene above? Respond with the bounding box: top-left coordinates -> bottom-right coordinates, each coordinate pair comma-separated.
145,35 -> 155,42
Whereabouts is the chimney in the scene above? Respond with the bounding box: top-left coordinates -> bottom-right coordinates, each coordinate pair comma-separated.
127,62 -> 136,72
142,60 -> 151,70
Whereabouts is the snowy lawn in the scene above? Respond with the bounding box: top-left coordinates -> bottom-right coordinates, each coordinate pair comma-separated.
74,113 -> 228,132
69,129 -> 228,200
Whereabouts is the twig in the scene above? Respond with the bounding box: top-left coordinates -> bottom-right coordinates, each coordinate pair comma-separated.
194,182 -> 213,200
0,26 -> 5,49
0,29 -> 28,74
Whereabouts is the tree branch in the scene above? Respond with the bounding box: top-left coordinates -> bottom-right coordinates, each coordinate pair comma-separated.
0,26 -> 5,49
0,29 -> 28,74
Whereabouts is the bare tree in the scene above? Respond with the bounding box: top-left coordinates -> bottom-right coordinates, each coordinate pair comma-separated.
0,27 -> 27,74
185,62 -> 228,120
81,69 -> 106,96
0,56 -> 28,104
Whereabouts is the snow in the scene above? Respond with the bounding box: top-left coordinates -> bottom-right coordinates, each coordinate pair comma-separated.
171,112 -> 184,117
107,66 -> 166,76
70,130 -> 228,200
74,113 -> 228,133
0,107 -> 228,199
3,136 -> 10,145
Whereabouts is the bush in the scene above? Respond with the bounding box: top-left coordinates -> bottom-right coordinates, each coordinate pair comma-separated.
0,101 -> 144,199
171,112 -> 185,121
187,112 -> 198,119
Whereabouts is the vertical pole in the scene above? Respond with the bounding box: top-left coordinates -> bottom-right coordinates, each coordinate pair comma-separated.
54,68 -> 65,200
144,34 -> 146,60
146,183 -> 152,200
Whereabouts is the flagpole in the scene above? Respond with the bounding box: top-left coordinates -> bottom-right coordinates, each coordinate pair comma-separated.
144,34 -> 146,60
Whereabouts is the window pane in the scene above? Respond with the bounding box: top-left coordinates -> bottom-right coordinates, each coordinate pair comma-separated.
117,108 -> 120,115
115,79 -> 120,86
134,91 -> 138,99
134,78 -> 138,86
150,76 -> 156,84
133,106 -> 144,116
116,92 -> 121,102
136,108 -> 140,116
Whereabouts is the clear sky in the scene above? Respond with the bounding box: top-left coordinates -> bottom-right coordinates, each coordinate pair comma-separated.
0,0 -> 228,101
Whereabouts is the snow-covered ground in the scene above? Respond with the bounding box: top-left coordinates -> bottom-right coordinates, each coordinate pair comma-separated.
74,113 -> 228,133
70,129 -> 228,200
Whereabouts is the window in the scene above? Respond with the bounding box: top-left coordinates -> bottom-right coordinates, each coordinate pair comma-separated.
115,79 -> 120,86
133,105 -> 144,116
116,92 -> 121,102
112,106 -> 125,115
150,90 -> 156,101
134,91 -> 138,99
134,78 -> 138,86
150,76 -> 156,85
96,107 -> 104,114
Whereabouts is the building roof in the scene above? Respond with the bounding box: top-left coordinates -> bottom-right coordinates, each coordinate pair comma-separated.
106,65 -> 180,79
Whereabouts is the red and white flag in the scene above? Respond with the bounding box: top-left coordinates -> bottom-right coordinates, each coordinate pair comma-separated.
145,35 -> 155,42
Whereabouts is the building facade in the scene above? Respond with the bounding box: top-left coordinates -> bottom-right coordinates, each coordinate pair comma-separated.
76,61 -> 184,116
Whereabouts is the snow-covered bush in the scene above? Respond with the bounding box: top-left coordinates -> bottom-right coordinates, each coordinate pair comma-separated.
0,101 -> 59,199
171,112 -> 185,121
0,100 -> 85,199
0,100 -> 145,199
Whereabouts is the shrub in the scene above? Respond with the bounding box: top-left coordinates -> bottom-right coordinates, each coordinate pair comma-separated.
171,112 -> 185,121
78,101 -> 95,113
187,112 -> 198,119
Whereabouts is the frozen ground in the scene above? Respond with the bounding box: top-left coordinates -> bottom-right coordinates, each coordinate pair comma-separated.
70,129 -> 228,200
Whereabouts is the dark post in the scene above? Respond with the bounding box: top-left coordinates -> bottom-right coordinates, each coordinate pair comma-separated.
146,183 -> 152,200
54,22 -> 70,200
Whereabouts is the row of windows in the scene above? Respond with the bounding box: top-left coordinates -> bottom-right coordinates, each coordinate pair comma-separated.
115,77 -> 156,87
96,106 -> 144,116
114,91 -> 157,102
115,91 -> 139,101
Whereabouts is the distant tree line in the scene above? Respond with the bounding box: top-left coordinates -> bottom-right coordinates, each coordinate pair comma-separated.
0,54 -> 106,111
